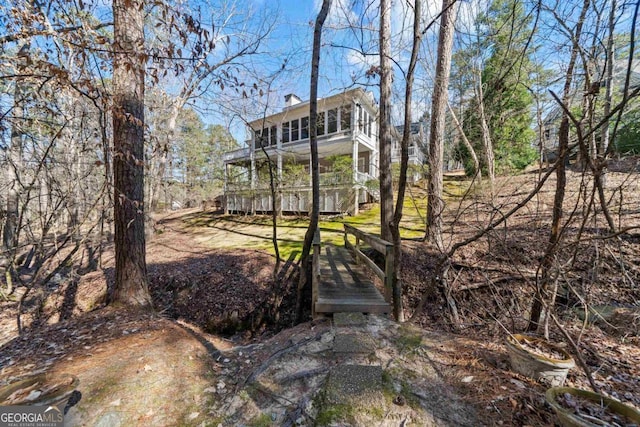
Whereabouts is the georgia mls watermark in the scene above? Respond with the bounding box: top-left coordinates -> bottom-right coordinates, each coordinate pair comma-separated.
0,405 -> 64,427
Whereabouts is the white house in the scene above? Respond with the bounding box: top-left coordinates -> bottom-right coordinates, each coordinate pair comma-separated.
222,88 -> 423,214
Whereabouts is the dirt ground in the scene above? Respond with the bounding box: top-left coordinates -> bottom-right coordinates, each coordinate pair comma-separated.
1,165 -> 639,426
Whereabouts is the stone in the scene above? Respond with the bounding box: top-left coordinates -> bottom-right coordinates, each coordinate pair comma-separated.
333,332 -> 375,354
333,312 -> 367,327
95,412 -> 122,427
323,364 -> 384,407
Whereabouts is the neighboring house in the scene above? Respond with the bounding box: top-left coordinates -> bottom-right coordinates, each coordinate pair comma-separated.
393,121 -> 426,181
539,60 -> 640,161
222,88 -> 423,214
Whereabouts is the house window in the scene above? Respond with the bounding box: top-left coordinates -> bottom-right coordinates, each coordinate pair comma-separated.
255,128 -> 268,149
282,122 -> 290,143
270,125 -> 277,146
362,111 -> 368,135
317,111 -> 325,135
544,129 -> 550,140
340,105 -> 351,131
366,115 -> 372,137
291,118 -> 299,141
301,116 -> 309,139
328,108 -> 338,133
357,105 -> 363,131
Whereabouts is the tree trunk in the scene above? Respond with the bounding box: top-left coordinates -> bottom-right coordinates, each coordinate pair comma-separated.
527,0 -> 589,332
111,0 -> 152,307
475,75 -> 495,194
390,0 -> 422,322
379,0 -> 393,243
427,0 -> 457,250
295,0 -> 331,323
3,41 -> 29,294
447,101 -> 480,181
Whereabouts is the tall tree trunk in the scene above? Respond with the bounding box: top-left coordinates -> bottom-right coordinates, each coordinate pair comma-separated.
527,0 -> 589,332
447,101 -> 480,181
3,42 -> 29,294
379,0 -> 393,243
427,0 -> 457,250
390,0 -> 422,322
111,0 -> 152,307
599,0 -> 616,159
149,102 -> 179,212
295,0 -> 332,323
475,74 -> 495,194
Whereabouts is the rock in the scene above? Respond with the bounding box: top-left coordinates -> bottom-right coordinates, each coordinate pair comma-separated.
323,364 -> 384,406
333,332 -> 376,354
95,412 -> 122,427
333,312 -> 367,327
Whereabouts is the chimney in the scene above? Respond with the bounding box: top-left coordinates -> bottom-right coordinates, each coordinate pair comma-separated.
284,93 -> 302,107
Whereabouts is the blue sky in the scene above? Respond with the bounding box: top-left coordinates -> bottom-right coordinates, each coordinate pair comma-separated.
194,0 -> 431,141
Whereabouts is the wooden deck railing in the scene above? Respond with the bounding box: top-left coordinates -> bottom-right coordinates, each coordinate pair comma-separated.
342,224 -> 394,303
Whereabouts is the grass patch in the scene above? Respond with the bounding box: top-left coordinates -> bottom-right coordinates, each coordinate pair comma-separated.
396,324 -> 423,353
381,369 -> 422,411
182,181 -> 476,257
316,403 -> 354,426
248,413 -> 273,427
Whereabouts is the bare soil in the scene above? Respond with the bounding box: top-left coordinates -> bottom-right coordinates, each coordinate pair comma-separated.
1,166 -> 639,426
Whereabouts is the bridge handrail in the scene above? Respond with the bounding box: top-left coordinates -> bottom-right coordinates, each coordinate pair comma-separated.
343,224 -> 394,302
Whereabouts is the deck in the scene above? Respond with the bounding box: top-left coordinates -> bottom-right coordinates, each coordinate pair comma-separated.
314,244 -> 391,314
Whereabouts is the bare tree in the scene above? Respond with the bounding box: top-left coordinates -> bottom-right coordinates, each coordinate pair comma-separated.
474,69 -> 495,193
427,0 -> 458,249
295,0 -> 332,323
2,41 -> 29,295
527,0 -> 589,332
379,0 -> 393,243
111,0 -> 152,307
388,0 -> 423,323
146,2 -> 274,213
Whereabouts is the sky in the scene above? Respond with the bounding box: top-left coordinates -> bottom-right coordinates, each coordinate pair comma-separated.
193,0 -> 444,142
150,0 -> 636,154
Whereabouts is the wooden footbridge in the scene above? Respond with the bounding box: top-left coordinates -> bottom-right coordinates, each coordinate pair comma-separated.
312,224 -> 394,317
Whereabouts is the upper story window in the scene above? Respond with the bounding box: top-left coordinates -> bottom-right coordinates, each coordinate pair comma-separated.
340,105 -> 351,130
270,125 -> 277,146
301,116 -> 309,139
317,111 -> 326,135
357,105 -> 363,131
362,110 -> 369,135
278,103 -> 355,145
254,128 -> 268,149
328,108 -> 338,134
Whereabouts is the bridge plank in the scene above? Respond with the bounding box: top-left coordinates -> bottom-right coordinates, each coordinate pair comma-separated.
315,244 -> 391,314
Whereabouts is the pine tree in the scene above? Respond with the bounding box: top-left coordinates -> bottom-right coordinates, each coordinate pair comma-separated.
461,0 -> 537,174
